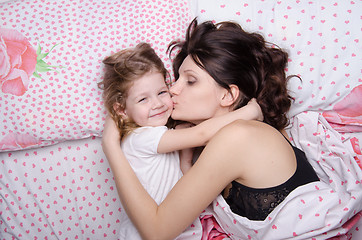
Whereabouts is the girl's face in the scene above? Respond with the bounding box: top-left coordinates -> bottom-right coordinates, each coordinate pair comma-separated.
170,55 -> 229,124
123,71 -> 173,127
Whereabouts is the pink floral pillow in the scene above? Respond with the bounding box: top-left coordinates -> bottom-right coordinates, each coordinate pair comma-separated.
0,28 -> 37,96
0,0 -> 191,151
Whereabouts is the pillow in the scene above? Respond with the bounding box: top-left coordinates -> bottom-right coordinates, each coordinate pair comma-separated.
193,0 -> 362,166
0,0 -> 192,151
192,0 -> 362,118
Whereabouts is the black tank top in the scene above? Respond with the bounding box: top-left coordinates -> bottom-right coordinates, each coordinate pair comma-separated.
224,142 -> 319,221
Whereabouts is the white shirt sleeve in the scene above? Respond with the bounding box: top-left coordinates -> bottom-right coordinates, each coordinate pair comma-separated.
125,126 -> 168,156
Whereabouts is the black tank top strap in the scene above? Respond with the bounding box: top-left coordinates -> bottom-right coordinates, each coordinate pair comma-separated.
224,132 -> 320,221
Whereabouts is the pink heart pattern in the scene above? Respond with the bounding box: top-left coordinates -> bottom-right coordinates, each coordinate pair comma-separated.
194,0 -> 362,181
0,0 -> 191,151
195,0 -> 361,118
0,136 -> 124,238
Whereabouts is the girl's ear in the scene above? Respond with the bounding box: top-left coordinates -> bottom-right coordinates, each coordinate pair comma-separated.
220,84 -> 240,107
113,102 -> 128,118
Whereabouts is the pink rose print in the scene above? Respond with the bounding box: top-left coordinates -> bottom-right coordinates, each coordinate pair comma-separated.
323,85 -> 362,169
0,132 -> 41,151
0,28 -> 37,96
200,215 -> 229,240
341,211 -> 362,231
350,137 -> 362,170
0,28 -> 63,96
323,85 -> 362,132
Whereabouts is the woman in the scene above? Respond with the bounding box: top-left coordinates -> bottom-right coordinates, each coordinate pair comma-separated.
102,19 -> 319,240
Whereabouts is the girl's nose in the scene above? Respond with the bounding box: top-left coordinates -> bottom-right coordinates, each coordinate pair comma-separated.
152,97 -> 164,109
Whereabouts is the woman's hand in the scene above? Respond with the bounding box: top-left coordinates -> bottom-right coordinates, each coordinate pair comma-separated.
100,115 -> 161,240
102,115 -> 121,158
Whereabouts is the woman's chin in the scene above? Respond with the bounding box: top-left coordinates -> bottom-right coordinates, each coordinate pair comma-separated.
171,109 -> 206,124
170,111 -> 180,120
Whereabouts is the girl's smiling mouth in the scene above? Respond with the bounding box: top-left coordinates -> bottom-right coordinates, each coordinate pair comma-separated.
150,110 -> 168,118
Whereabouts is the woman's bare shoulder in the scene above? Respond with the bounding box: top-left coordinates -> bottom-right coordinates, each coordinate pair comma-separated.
209,119 -> 286,162
216,119 -> 277,141
208,120 -> 295,188
203,120 -> 271,162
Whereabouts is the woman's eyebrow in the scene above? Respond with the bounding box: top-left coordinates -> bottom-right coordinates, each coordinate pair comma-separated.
183,69 -> 198,75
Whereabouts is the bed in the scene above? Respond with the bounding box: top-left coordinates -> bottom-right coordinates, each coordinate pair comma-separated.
1,0 -> 361,239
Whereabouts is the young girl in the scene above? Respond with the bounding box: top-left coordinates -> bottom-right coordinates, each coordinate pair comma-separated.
98,42 -> 262,239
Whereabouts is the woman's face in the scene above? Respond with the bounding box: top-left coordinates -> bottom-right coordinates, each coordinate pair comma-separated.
169,55 -> 229,124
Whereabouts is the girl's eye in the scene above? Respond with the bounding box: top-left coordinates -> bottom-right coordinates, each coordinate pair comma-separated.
138,97 -> 146,103
159,90 -> 168,95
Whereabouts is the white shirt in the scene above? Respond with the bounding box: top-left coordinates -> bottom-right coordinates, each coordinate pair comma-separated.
118,126 -> 202,239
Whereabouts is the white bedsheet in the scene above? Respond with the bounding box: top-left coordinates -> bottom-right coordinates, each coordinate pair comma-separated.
0,136 -> 122,239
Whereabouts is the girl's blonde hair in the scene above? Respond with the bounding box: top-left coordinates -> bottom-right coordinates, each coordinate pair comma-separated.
98,43 -> 169,140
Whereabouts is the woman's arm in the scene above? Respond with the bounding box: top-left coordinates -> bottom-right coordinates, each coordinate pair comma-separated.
179,147 -> 193,174
157,98 -> 262,153
102,116 -> 247,240
174,123 -> 195,174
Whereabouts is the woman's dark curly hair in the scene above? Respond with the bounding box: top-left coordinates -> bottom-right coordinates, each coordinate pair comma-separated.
168,18 -> 293,130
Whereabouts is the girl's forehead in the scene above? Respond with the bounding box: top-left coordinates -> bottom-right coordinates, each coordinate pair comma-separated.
128,72 -> 167,94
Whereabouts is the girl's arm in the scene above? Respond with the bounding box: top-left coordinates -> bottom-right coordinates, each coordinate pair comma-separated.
102,115 -> 246,240
157,98 -> 262,153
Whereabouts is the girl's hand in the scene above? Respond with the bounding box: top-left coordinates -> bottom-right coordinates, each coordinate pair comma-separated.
246,98 -> 263,121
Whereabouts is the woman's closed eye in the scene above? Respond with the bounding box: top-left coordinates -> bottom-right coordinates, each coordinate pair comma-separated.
187,77 -> 197,85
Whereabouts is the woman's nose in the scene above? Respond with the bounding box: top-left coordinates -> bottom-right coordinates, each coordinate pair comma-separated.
169,80 -> 181,96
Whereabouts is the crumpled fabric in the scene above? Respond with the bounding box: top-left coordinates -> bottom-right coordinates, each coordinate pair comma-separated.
200,111 -> 362,239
